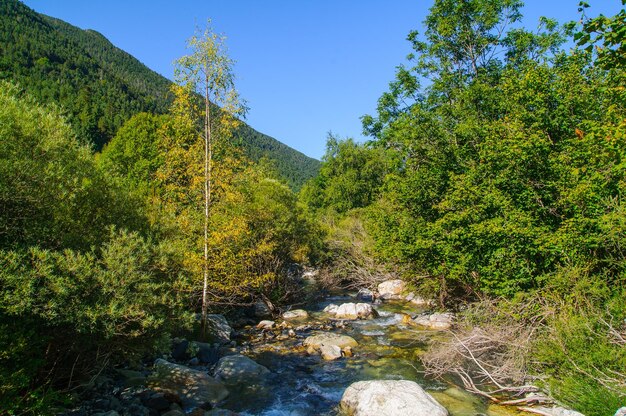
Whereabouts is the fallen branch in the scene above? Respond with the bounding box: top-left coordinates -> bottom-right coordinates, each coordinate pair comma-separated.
517,407 -> 554,416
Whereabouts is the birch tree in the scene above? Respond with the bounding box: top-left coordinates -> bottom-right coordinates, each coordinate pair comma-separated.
173,21 -> 245,334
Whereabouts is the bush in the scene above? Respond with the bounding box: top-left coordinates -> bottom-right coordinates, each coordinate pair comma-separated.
0,229 -> 191,414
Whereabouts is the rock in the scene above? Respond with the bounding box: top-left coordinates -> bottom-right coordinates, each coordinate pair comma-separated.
533,406 -> 584,416
400,313 -> 417,326
172,339 -> 190,361
282,309 -> 309,320
188,357 -> 200,366
343,346 -> 353,357
377,280 -> 406,300
410,296 -> 432,306
530,407 -> 585,416
145,392 -> 171,411
161,411 -> 185,416
324,303 -> 378,320
340,380 -> 448,416
256,320 -> 275,330
93,412 -> 120,416
92,398 -> 110,410
109,396 -> 122,412
253,300 -> 273,318
616,408 -> 626,416
214,354 -> 270,385
302,268 -> 319,279
320,344 -> 342,360
404,292 -> 431,306
193,342 -> 220,365
206,408 -> 238,416
323,304 -> 339,314
357,288 -> 375,302
413,313 -> 454,330
303,332 -> 358,352
148,359 -> 229,408
206,314 -> 233,344
116,369 -> 146,387
127,403 -> 150,416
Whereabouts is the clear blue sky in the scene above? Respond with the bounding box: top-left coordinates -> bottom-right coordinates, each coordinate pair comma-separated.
21,0 -> 623,159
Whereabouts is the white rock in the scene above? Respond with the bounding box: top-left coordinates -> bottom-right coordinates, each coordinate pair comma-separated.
303,332 -> 358,351
404,292 -> 432,306
256,320 -> 275,330
325,302 -> 377,320
615,408 -> 626,416
282,309 -> 309,320
410,296 -> 432,306
377,279 -> 406,300
413,312 -> 454,330
320,344 -> 342,360
531,407 -> 586,416
323,304 -> 339,314
340,380 -> 448,416
302,268 -> 319,279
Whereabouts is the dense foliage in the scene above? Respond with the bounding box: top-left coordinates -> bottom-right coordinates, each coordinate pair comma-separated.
303,1 -> 626,414
0,19 -> 318,411
0,0 -> 319,188
0,83 -> 190,413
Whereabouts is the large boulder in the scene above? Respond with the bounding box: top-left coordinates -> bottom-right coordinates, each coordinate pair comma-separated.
282,309 -> 309,320
413,313 -> 454,330
213,354 -> 270,385
303,332 -> 358,351
148,359 -> 228,408
324,303 -> 378,320
377,280 -> 405,300
340,380 -> 448,416
206,314 -> 232,344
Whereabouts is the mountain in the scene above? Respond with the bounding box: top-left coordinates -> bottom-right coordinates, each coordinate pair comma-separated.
0,0 -> 319,189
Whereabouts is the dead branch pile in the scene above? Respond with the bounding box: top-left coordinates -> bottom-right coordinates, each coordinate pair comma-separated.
422,300 -> 548,405
317,215 -> 399,291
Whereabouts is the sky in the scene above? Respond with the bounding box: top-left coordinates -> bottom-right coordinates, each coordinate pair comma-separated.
21,0 -> 624,160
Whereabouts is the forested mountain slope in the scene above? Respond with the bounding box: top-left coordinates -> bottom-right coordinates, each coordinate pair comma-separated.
0,0 -> 319,189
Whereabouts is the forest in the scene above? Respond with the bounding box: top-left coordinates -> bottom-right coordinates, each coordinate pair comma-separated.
1,0 -> 625,415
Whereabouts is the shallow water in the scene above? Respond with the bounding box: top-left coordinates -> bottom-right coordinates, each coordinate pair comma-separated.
223,293 -> 522,416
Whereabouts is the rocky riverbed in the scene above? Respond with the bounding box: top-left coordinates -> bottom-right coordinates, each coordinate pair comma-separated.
62,280 -> 584,416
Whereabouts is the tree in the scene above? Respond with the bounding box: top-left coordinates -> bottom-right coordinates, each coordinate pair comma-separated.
98,112 -> 170,195
574,0 -> 626,69
173,21 -> 245,334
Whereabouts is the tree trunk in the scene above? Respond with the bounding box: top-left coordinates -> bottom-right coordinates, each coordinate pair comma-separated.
201,79 -> 211,339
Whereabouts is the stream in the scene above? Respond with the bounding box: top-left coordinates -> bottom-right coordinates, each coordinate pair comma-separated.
220,292 -> 521,416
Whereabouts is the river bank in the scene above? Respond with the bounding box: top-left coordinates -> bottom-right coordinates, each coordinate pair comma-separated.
61,278 -> 596,416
